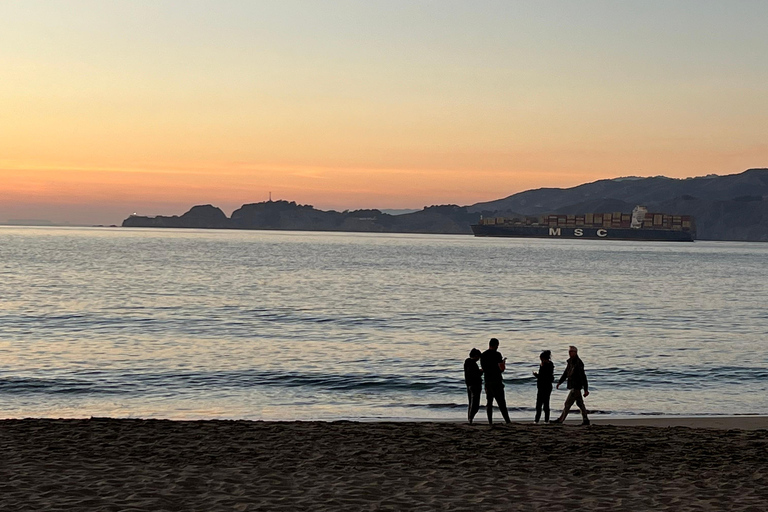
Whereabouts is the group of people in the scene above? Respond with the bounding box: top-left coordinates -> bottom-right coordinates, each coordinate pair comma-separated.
463,338 -> 590,426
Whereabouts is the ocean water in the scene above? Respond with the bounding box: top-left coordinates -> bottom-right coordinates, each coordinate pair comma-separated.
0,226 -> 766,421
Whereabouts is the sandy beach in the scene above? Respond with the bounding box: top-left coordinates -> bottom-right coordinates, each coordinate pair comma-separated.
588,415 -> 768,430
1,417 -> 766,511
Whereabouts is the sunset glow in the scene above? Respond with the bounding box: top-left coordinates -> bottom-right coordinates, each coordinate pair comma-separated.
2,1 -> 767,225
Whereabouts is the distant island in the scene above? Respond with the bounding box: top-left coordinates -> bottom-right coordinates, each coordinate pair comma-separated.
123,168 -> 768,241
123,202 -> 480,234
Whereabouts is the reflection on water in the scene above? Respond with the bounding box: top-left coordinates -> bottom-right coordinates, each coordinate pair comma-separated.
1,226 -> 767,420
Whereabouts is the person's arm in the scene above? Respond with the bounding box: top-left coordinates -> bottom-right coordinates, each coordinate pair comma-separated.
556,365 -> 568,389
582,365 -> 589,396
470,362 -> 481,380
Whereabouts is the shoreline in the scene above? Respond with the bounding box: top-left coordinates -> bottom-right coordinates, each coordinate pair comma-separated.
361,415 -> 768,430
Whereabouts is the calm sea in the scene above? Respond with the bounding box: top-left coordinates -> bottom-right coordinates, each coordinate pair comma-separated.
1,226 -> 766,421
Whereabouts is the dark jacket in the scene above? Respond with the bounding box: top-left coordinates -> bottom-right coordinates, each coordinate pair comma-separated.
536,360 -> 554,389
557,356 -> 588,392
464,358 -> 483,388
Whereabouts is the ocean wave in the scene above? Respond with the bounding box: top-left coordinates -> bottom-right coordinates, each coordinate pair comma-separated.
590,366 -> 768,387
0,370 -> 462,396
0,376 -> 127,395
3,364 -> 766,398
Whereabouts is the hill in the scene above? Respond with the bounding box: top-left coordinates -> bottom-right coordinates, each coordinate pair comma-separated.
470,168 -> 768,214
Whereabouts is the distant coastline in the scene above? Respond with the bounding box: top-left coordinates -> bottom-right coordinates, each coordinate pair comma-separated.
3,219 -> 60,226
122,202 -> 479,235
122,168 -> 768,241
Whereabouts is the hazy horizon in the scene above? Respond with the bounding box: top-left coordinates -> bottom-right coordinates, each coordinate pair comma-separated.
2,166 -> 763,227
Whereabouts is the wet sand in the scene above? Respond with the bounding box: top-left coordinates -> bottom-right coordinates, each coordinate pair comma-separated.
1,417 -> 767,511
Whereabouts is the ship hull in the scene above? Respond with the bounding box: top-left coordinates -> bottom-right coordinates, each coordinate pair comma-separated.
471,224 -> 695,241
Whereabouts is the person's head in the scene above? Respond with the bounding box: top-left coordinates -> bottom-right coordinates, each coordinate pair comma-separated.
568,346 -> 578,358
489,338 -> 499,350
540,350 -> 551,362
469,348 -> 482,360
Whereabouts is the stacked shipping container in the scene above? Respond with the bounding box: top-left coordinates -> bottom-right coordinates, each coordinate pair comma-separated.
480,210 -> 693,231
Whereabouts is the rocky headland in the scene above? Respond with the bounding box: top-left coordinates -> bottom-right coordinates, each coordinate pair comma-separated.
123,202 -> 480,235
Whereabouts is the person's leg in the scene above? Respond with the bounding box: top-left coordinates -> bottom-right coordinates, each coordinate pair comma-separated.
467,386 -> 473,423
556,389 -> 577,422
543,388 -> 551,423
494,386 -> 511,423
485,386 -> 495,425
535,390 -> 543,423
574,389 -> 589,424
469,386 -> 481,424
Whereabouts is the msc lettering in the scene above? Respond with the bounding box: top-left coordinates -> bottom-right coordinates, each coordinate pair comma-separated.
548,228 -> 608,237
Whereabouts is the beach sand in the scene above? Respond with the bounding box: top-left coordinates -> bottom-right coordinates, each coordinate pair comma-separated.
1,418 -> 766,511
589,415 -> 768,430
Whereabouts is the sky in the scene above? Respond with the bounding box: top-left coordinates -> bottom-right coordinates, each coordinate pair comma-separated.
1,1 -> 767,225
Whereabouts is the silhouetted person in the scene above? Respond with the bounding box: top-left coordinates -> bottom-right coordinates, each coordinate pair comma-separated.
551,345 -> 590,426
480,338 -> 511,425
533,350 -> 554,423
464,348 -> 483,424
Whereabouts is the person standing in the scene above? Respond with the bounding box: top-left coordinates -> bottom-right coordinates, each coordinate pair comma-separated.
480,338 -> 511,425
551,346 -> 590,426
464,348 -> 483,424
532,350 -> 554,423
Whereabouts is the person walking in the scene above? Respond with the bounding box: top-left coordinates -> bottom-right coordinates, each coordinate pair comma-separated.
464,348 -> 483,424
532,350 -> 554,423
480,338 -> 511,425
551,346 -> 590,426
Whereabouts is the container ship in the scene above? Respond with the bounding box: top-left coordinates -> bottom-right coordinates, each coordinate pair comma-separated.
471,206 -> 695,241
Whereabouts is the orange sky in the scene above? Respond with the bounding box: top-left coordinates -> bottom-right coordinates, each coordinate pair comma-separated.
1,1 -> 767,225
